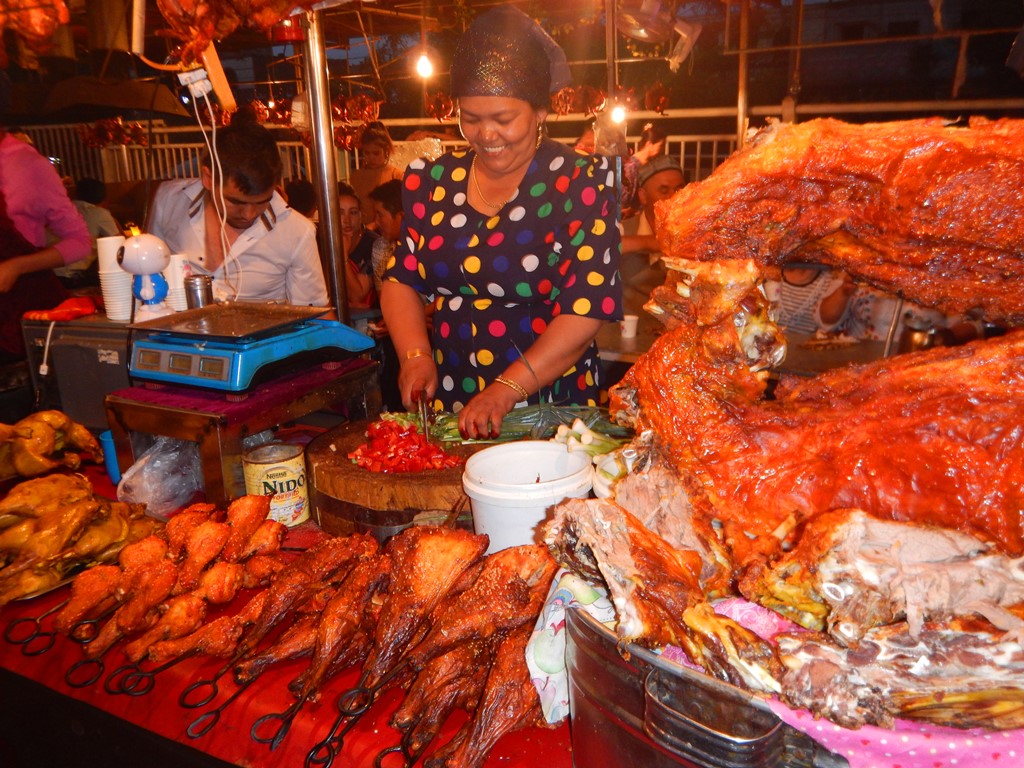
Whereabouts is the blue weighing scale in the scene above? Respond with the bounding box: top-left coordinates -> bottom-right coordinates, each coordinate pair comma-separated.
128,303 -> 374,392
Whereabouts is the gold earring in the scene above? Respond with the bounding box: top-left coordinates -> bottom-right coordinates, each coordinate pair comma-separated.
536,122 -> 544,149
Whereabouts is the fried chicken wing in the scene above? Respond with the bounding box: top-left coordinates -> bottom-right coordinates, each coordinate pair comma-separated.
219,495 -> 271,562
146,589 -> 268,663
53,564 -> 123,632
192,560 -> 244,605
165,504 -> 218,561
174,519 -> 230,592
85,559 -> 178,658
242,553 -> 286,588
235,519 -> 287,561
122,593 -> 207,663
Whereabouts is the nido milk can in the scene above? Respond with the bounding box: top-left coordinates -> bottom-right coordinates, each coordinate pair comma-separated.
243,443 -> 309,526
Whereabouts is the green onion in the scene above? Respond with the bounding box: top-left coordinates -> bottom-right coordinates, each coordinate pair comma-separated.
429,404 -> 633,445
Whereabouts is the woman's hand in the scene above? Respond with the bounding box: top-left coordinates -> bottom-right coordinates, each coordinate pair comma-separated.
399,354 -> 438,411
458,382 -> 522,439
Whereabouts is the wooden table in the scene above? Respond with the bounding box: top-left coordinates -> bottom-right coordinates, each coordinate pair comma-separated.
104,359 -> 381,505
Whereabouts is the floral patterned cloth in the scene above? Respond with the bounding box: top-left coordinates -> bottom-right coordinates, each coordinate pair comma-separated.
384,139 -> 622,412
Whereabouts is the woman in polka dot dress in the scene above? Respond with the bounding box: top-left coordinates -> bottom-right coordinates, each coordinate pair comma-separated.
380,7 -> 622,439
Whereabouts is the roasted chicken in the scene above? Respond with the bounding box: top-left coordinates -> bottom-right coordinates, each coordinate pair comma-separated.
147,589 -> 269,664
0,411 -> 102,480
0,475 -> 154,606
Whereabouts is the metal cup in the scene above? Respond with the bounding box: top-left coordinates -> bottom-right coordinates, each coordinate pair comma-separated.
184,275 -> 214,309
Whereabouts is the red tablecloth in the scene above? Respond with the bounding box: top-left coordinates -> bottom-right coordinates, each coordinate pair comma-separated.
0,465 -> 574,768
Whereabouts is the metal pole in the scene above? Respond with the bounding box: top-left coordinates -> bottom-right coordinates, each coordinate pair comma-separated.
300,9 -> 349,323
605,0 -> 616,96
737,0 -> 750,145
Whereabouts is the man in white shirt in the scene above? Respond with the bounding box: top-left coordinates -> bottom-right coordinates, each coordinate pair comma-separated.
146,121 -> 329,307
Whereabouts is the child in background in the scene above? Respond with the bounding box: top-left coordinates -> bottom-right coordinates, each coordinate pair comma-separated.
368,179 -> 403,295
336,182 -> 378,309
349,122 -> 403,227
368,179 -> 407,413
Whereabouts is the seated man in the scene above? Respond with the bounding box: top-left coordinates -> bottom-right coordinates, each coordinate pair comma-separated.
146,121 -> 329,307
620,155 -> 686,315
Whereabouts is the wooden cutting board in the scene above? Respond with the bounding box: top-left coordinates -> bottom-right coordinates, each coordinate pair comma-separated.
306,420 -> 485,515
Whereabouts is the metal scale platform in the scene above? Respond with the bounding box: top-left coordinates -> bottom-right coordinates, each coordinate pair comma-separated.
128,303 -> 375,392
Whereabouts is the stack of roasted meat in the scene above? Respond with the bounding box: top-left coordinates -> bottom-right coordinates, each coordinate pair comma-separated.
545,117 -> 1024,732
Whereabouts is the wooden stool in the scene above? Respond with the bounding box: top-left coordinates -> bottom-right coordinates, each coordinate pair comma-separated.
104,359 -> 380,506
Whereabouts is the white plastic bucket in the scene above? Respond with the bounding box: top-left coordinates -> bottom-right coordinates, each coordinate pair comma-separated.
463,441 -> 593,553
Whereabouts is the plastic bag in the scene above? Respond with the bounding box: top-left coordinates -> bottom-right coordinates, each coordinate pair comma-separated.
117,436 -> 202,520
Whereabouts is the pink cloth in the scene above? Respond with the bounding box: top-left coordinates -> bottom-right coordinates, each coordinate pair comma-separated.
0,132 -> 90,265
767,701 -> 1023,768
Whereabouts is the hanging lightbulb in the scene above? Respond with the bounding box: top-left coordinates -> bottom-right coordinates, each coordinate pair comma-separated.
416,52 -> 433,79
267,83 -> 276,110
611,104 -> 627,124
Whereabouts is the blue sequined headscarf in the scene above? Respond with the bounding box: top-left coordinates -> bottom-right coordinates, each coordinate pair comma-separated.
450,5 -> 572,109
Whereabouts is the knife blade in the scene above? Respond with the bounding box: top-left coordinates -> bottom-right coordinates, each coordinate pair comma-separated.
418,395 -> 433,444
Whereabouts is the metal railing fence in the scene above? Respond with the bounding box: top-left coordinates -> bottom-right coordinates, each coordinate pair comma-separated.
23,121 -> 735,191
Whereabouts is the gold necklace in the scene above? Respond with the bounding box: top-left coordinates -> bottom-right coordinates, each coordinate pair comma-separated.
471,157 -> 511,210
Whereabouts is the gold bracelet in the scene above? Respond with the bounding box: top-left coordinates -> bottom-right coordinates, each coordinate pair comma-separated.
494,375 -> 530,401
405,348 -> 429,360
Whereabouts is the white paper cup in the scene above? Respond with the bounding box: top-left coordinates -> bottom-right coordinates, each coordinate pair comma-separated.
620,314 -> 639,338
97,235 -> 126,272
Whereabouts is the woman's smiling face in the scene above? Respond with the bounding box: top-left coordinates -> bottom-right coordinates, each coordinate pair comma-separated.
458,95 -> 546,176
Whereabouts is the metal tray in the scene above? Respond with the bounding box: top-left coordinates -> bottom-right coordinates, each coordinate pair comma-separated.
128,302 -> 330,339
565,607 -> 848,768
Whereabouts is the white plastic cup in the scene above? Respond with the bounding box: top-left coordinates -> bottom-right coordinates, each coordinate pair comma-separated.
97,235 -> 126,272
99,269 -> 134,321
462,441 -> 593,554
621,314 -> 639,338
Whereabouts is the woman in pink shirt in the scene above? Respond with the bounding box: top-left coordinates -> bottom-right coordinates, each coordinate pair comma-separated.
0,127 -> 90,361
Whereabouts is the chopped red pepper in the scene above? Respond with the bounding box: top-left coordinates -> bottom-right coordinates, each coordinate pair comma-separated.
348,419 -> 463,473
